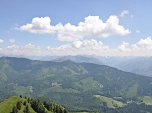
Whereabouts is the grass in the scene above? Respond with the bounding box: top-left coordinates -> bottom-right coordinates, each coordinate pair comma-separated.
95,95 -> 125,108
0,96 -> 21,113
0,96 -> 37,113
0,96 -> 57,113
143,96 -> 152,105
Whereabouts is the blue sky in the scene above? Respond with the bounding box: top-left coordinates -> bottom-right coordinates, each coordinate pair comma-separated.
0,0 -> 152,57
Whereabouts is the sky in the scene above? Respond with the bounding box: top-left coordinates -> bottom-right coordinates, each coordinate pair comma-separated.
0,0 -> 152,57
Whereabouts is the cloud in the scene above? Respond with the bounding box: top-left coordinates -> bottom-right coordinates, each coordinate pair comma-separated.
135,30 -> 141,34
4,43 -> 42,56
47,39 -> 110,56
72,40 -> 83,49
0,47 -> 3,52
119,10 -> 133,18
133,37 -> 152,50
9,38 -> 16,43
119,10 -> 130,18
118,37 -> 152,56
20,17 -> 54,34
118,42 -> 131,52
0,39 -> 110,56
2,37 -> 152,57
19,15 -> 130,41
0,38 -> 4,43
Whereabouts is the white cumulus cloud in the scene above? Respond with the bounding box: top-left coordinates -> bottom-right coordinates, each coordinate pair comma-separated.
133,37 -> 152,50
19,15 -> 130,41
118,37 -> 152,56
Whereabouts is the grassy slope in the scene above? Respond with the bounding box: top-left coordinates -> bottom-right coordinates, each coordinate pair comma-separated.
143,96 -> 152,105
0,96 -> 21,113
0,96 -> 53,113
96,95 -> 125,108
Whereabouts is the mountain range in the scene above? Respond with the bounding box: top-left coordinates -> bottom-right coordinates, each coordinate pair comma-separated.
53,55 -> 152,77
1,57 -> 152,112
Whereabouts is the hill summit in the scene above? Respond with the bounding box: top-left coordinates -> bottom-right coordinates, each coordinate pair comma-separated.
0,96 -> 68,113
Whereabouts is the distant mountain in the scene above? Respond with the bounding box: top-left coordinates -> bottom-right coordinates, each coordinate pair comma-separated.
94,56 -> 135,67
0,57 -> 152,112
4,55 -> 152,77
0,96 -> 67,113
73,56 -> 152,77
53,55 -> 102,64
53,56 -> 152,76
114,57 -> 152,77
